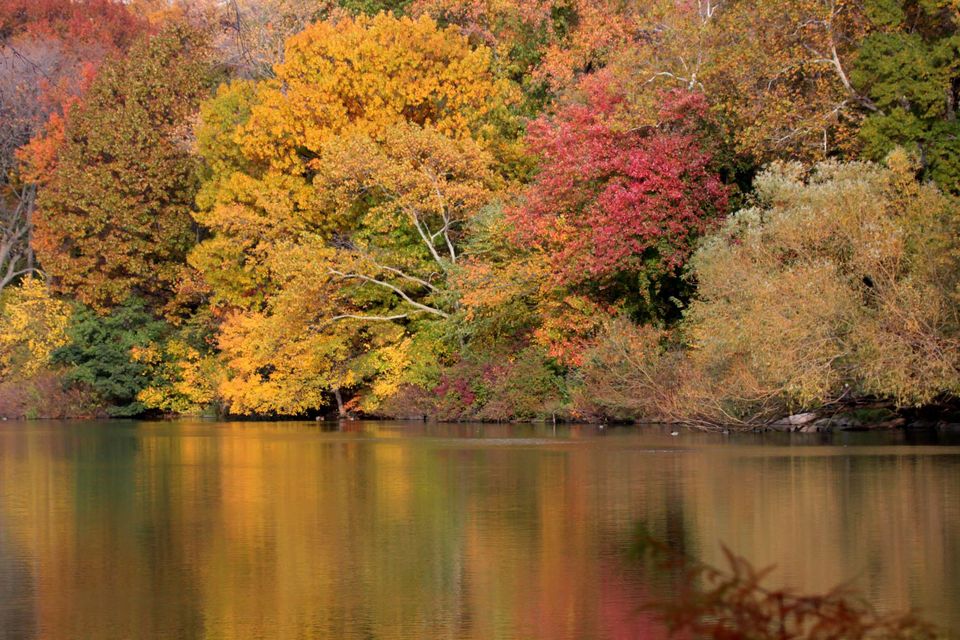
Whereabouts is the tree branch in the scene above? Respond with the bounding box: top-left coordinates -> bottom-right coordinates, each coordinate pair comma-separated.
329,269 -> 449,318
404,204 -> 448,270
420,167 -> 458,263
329,313 -> 410,322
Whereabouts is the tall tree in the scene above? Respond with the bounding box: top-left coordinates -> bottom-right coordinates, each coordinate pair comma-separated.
193,13 -> 516,414
510,72 -> 731,323
33,24 -> 215,312
703,0 -> 871,162
852,0 -> 960,191
0,0 -> 147,291
409,0 -> 651,95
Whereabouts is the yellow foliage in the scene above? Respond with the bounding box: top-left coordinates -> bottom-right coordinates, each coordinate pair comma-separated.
683,155 -> 960,420
702,0 -> 870,162
0,278 -> 72,379
190,13 -> 519,416
362,337 -> 414,411
239,12 -> 515,172
192,12 -> 514,312
133,340 -> 221,415
216,303 -> 409,415
216,311 -> 330,415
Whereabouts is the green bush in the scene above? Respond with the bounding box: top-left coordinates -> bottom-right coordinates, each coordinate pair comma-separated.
53,298 -> 172,417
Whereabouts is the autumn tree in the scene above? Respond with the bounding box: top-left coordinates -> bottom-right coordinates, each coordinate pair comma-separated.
428,67 -> 732,415
193,13 -> 516,414
0,0 -> 144,49
683,153 -> 960,420
206,0 -> 344,78
511,72 -> 731,323
409,0 -> 651,96
582,152 -> 960,426
33,24 -> 216,311
635,0 -> 956,179
0,0 -> 147,292
699,0 -> 872,162
0,276 -> 71,379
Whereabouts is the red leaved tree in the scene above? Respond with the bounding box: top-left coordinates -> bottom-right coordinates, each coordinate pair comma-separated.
511,72 -> 731,316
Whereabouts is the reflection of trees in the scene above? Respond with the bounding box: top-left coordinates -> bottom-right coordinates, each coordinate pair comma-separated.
0,423 -> 956,637
680,450 -> 960,627
0,512 -> 36,640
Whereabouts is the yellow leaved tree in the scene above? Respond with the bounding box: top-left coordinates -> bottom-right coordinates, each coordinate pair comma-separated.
0,277 -> 72,379
192,12 -> 517,415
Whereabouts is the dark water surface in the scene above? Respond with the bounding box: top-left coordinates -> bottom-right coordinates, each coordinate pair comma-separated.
0,421 -> 958,639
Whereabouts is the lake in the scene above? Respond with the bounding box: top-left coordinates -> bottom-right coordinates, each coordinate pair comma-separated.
0,421 -> 957,639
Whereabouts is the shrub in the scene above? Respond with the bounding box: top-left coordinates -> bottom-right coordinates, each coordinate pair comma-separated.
0,277 -> 71,379
0,372 -> 99,419
580,152 -> 960,425
574,318 -> 683,422
684,152 -> 959,422
52,298 -> 172,417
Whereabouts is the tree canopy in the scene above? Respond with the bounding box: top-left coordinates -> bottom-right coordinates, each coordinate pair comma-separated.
0,0 -> 957,425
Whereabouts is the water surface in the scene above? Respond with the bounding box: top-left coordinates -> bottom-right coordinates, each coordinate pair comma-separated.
0,421 -> 958,639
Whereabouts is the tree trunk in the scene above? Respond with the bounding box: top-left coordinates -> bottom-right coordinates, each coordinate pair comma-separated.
334,387 -> 346,419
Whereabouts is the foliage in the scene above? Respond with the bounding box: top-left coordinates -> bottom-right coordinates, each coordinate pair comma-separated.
131,313 -> 221,415
237,12 -> 515,170
0,371 -> 99,419
53,298 -> 174,417
632,527 -> 945,639
0,0 -> 146,49
702,0 -> 871,163
586,153 -> 960,426
193,12 -> 516,415
852,1 -> 960,191
215,305 -> 369,416
0,0 -> 148,294
1,2 -> 958,422
511,72 -> 730,321
690,153 -> 958,418
574,317 -> 683,422
202,0 -> 345,78
410,0 -> 649,96
0,277 -> 70,378
33,24 -> 215,312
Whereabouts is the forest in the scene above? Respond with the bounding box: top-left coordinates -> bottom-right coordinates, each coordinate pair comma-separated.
0,0 -> 958,427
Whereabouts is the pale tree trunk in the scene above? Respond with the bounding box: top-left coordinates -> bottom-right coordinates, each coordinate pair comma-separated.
0,183 -> 37,291
334,387 -> 346,419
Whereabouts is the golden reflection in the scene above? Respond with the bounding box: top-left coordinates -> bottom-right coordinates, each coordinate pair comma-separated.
0,423 -> 956,639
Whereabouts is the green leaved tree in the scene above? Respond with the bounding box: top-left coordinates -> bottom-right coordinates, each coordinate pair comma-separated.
853,0 -> 960,191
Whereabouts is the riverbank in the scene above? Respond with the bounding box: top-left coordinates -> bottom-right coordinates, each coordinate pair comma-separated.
4,392 -> 959,433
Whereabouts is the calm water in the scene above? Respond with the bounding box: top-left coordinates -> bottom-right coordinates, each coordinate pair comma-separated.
0,421 -> 958,639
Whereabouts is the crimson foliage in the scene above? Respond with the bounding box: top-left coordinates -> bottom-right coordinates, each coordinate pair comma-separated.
511,73 -> 730,288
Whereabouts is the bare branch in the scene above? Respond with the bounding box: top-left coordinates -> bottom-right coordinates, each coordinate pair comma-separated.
404,204 -> 448,270
420,168 -> 458,264
329,268 -> 449,318
329,313 -> 410,322
374,264 -> 439,292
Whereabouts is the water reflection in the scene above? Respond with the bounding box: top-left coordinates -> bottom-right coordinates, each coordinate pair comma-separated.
0,421 -> 957,639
